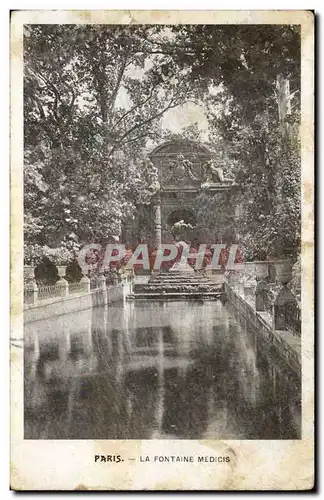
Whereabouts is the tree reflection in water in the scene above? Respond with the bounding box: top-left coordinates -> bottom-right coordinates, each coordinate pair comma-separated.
24,301 -> 301,440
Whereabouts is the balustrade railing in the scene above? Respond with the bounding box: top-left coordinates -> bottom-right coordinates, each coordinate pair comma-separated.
37,283 -> 63,300
68,282 -> 88,295
24,265 -> 134,305
227,260 -> 301,337
243,285 -> 256,306
23,289 -> 36,305
90,277 -> 99,290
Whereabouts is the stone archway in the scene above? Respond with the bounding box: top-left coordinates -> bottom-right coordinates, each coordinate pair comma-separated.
167,208 -> 196,227
165,208 -> 197,243
149,140 -> 212,245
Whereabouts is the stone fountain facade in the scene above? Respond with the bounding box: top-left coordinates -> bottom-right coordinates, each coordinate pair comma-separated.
123,140 -> 239,246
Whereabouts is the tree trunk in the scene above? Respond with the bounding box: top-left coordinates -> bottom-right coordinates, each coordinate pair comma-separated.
276,74 -> 291,134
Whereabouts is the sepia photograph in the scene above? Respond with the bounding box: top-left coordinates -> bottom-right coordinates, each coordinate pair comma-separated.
10,10 -> 314,490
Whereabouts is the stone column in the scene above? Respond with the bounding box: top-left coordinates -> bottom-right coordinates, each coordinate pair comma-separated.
123,221 -> 133,245
152,194 -> 162,247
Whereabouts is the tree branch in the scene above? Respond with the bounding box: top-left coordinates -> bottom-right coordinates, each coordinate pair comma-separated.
122,131 -> 157,145
118,100 -> 179,141
63,81 -> 77,113
112,82 -> 160,130
288,89 -> 300,101
144,38 -> 197,54
108,56 -> 128,114
108,98 -> 182,157
28,68 -> 62,123
33,96 -> 46,120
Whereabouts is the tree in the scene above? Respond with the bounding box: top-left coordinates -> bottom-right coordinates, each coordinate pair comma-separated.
24,25 -> 194,261
24,24 -> 301,264
158,24 -> 301,260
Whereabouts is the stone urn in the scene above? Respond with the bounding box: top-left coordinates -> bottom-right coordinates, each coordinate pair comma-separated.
56,265 -> 67,279
80,265 -> 90,278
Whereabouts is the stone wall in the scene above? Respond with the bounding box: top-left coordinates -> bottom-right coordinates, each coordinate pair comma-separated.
225,282 -> 301,376
24,282 -> 132,324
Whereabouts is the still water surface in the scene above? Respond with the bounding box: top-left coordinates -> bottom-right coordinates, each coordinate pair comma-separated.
24,300 -> 301,439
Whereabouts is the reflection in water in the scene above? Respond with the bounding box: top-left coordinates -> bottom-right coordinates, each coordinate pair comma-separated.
24,301 -> 301,439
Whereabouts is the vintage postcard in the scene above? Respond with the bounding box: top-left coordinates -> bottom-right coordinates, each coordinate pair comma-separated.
10,10 -> 314,490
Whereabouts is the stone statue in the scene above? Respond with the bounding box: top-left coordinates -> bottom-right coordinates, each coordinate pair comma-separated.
143,158 -> 160,193
203,159 -> 233,184
170,219 -> 194,241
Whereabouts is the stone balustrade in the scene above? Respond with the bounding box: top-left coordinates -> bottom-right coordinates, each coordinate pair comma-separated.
225,282 -> 301,375
24,265 -> 133,306
244,259 -> 293,283
226,259 -> 301,336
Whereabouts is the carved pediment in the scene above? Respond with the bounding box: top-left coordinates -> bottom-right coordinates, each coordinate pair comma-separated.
163,154 -> 202,185
149,140 -> 234,189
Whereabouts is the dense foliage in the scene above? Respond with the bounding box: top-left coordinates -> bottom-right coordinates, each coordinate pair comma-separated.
161,24 -> 301,259
24,25 -> 193,262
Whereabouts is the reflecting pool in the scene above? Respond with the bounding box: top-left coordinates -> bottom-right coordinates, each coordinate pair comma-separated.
24,300 -> 301,439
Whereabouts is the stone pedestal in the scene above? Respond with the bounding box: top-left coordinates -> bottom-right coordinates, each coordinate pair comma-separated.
98,274 -> 106,290
57,278 -> 69,297
255,262 -> 269,279
269,260 -> 292,284
273,285 -> 300,332
255,280 -> 270,312
57,265 -> 69,297
80,275 -> 91,293
24,279 -> 38,304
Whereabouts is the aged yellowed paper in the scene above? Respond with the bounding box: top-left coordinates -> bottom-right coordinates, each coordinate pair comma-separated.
11,10 -> 314,490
